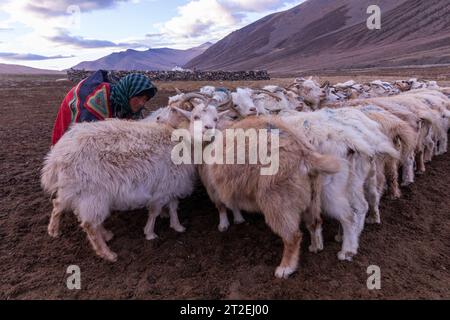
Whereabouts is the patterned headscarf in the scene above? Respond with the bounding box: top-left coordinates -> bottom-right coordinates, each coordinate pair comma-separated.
110,74 -> 157,119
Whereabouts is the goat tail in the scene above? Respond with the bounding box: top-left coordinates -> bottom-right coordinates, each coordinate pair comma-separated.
395,122 -> 419,160
310,152 -> 341,175
41,151 -> 59,195
377,139 -> 401,160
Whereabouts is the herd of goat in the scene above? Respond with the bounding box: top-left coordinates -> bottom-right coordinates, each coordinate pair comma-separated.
41,77 -> 450,279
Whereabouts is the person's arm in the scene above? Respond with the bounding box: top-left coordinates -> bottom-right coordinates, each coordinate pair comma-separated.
51,92 -> 74,145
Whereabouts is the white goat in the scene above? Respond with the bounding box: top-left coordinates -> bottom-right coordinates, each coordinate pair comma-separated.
314,108 -> 399,224
41,120 -> 196,261
282,110 -> 384,259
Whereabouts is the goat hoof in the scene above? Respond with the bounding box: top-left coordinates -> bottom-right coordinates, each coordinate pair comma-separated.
171,224 -> 186,233
365,216 -> 381,224
308,244 -> 323,253
234,217 -> 245,225
389,191 -> 401,200
48,227 -> 60,238
275,266 -> 296,279
218,222 -> 230,232
338,251 -> 355,261
145,233 -> 159,241
100,251 -> 117,262
401,181 -> 413,187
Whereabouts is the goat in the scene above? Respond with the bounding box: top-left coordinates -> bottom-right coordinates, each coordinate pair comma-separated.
199,116 -> 340,278
355,105 -> 418,193
289,77 -> 325,109
41,120 -> 197,261
313,108 -> 399,224
344,97 -> 431,175
282,110 -> 379,257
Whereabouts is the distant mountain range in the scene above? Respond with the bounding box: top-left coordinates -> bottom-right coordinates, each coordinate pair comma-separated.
186,0 -> 450,74
0,63 -> 64,75
5,0 -> 449,75
73,42 -> 213,71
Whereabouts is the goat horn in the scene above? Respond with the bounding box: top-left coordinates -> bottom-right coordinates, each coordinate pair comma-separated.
221,93 -> 241,114
198,92 -> 214,98
215,93 -> 233,111
179,92 -> 207,108
254,89 -> 282,101
229,103 -> 241,113
267,107 -> 284,113
287,82 -> 299,89
272,86 -> 285,93
175,88 -> 183,95
219,93 -> 240,113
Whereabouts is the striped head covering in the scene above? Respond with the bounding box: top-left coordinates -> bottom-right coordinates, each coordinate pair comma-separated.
110,74 -> 157,119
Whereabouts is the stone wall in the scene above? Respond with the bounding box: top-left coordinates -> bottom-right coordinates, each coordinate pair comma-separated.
66,69 -> 271,83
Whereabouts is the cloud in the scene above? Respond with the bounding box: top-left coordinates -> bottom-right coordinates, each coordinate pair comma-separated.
0,0 -> 303,70
155,0 -> 301,48
47,31 -> 148,49
223,0 -> 287,12
145,33 -> 165,38
0,52 -> 74,61
160,0 -> 238,39
24,0 -> 132,17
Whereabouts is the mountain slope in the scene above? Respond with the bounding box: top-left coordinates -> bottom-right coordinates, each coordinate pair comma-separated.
185,0 -> 450,73
73,42 -> 212,71
0,63 -> 64,74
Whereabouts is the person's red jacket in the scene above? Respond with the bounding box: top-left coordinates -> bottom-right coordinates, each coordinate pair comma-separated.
51,72 -> 112,145
52,86 -> 76,145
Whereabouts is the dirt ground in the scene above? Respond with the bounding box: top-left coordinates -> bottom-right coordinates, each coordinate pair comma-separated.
0,73 -> 449,300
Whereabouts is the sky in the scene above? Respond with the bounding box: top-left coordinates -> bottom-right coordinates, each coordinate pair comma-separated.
0,0 -> 304,70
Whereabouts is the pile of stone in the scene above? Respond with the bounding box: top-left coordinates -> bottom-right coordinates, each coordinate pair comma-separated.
66,69 -> 270,83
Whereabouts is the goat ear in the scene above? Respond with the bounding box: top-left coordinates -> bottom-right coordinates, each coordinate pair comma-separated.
171,106 -> 192,119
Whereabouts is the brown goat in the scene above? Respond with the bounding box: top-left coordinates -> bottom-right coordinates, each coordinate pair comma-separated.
199,116 -> 340,278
